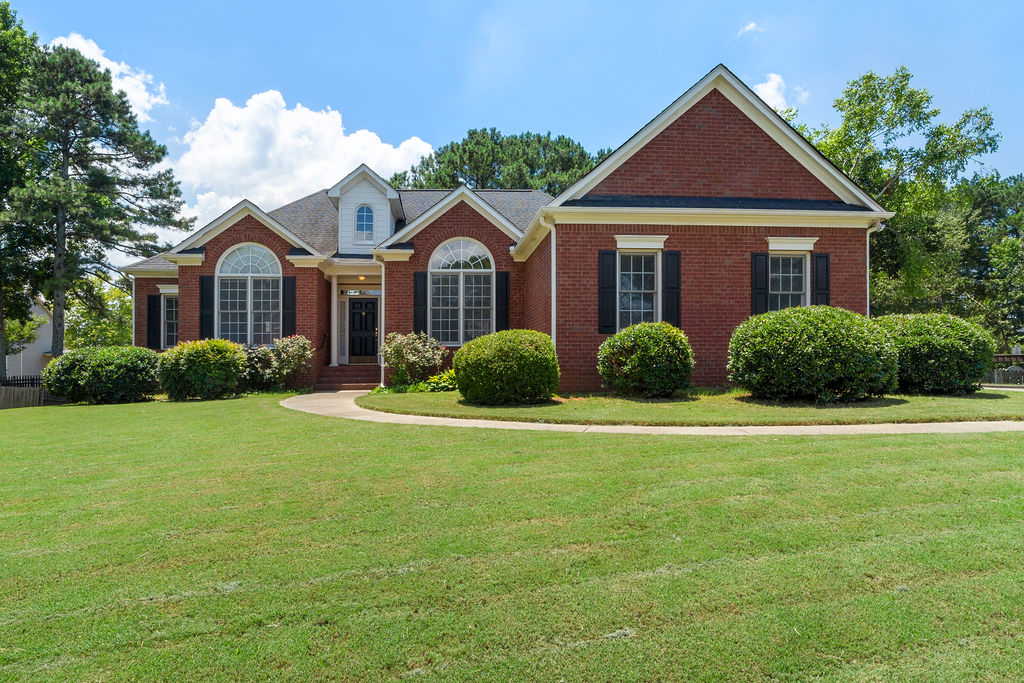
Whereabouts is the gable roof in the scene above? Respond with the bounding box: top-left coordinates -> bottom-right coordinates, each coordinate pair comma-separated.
169,199 -> 321,255
327,163 -> 399,200
551,64 -> 885,212
378,187 -> 530,248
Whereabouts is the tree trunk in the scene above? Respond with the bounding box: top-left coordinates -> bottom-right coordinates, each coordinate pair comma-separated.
0,292 -> 7,381
51,204 -> 66,357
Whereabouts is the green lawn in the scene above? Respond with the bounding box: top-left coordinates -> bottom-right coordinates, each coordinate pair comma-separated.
357,387 -> 1024,426
3,395 -> 1024,680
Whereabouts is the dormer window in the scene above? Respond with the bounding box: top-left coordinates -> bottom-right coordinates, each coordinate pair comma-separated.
355,205 -> 374,242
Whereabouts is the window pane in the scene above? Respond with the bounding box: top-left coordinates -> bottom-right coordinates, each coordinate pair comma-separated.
219,278 -> 248,343
430,273 -> 459,344
617,251 -> 657,329
219,244 -> 280,275
356,206 -> 374,241
463,273 -> 492,342
163,296 -> 178,348
252,278 -> 281,345
768,256 -> 805,311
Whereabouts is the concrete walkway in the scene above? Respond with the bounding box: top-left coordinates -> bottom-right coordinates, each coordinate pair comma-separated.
280,390 -> 1024,437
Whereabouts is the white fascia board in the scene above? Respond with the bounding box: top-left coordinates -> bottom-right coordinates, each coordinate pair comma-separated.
545,206 -> 892,227
285,255 -> 327,268
615,234 -> 668,249
163,253 -> 204,266
549,64 -> 885,212
327,163 -> 399,199
767,236 -> 819,251
377,187 -> 522,248
370,248 -> 413,262
169,200 -> 321,255
157,284 -> 179,295
121,266 -> 178,277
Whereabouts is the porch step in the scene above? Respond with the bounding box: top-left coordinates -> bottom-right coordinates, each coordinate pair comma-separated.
315,382 -> 379,391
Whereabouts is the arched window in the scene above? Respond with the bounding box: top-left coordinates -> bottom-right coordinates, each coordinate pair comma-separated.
217,244 -> 282,345
429,238 -> 493,346
355,205 -> 374,242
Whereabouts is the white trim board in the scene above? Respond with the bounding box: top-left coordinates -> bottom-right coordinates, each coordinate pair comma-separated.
767,236 -> 818,251
549,64 -> 885,212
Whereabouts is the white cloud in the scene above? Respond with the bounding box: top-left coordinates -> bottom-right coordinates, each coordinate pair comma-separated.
174,90 -> 433,228
753,73 -> 808,110
737,21 -> 764,37
50,33 -> 168,122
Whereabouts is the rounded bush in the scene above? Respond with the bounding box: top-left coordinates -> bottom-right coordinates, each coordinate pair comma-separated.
452,330 -> 559,405
597,322 -> 695,397
727,306 -> 897,403
42,346 -> 159,404
240,344 -> 280,392
157,339 -> 247,401
874,313 -> 996,394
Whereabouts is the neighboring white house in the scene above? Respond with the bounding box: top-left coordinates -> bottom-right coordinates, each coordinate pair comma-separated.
4,299 -> 52,377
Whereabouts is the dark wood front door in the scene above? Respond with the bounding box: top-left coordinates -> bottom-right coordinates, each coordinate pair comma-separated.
349,298 -> 378,361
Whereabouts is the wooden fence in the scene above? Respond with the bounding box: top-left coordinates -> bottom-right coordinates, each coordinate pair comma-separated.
0,385 -> 44,410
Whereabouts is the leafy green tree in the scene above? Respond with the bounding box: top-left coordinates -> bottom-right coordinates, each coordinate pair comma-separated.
3,312 -> 45,356
799,66 -> 1000,311
5,44 -> 192,358
0,1 -> 40,379
390,128 -> 610,195
64,276 -> 133,349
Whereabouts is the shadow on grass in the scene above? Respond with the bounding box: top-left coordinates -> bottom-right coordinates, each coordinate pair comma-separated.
734,395 -> 911,410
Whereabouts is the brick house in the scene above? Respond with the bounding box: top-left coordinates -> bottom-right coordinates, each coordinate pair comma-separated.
124,65 -> 892,391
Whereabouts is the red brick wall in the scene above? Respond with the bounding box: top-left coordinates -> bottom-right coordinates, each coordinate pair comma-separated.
588,89 -> 840,201
383,201 -> 525,345
133,277 -> 178,347
523,232 -> 551,334
553,224 -> 869,391
150,215 -> 330,374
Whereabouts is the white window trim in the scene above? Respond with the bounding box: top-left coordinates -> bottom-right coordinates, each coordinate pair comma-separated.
427,237 -> 496,347
614,234 -> 668,250
214,243 -> 283,346
160,295 -> 179,350
354,204 -> 375,244
766,251 -> 811,310
767,236 -> 818,252
615,249 -> 662,331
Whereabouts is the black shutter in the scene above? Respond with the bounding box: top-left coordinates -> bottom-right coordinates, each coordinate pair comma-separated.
662,250 -> 681,328
282,276 -> 296,336
751,253 -> 769,315
199,275 -> 215,339
812,253 -> 830,305
413,271 -> 427,333
495,271 -> 509,331
146,295 -> 161,349
598,250 -> 616,334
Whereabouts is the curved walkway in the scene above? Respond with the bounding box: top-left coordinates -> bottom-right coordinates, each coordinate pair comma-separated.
280,390 -> 1024,437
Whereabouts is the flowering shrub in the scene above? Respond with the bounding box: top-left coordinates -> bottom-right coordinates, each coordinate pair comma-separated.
380,332 -> 447,386
240,345 -> 279,391
272,335 -> 314,388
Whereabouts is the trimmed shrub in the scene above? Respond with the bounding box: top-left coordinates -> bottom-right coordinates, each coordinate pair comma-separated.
272,335 -> 314,389
426,368 -> 457,392
157,339 -> 247,401
597,322 -> 695,397
453,330 -> 559,405
727,306 -> 897,403
240,345 -> 280,392
380,332 -> 447,386
875,313 -> 996,394
42,346 -> 159,404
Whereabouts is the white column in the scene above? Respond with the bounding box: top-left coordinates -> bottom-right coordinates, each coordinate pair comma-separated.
378,258 -> 386,385
330,275 -> 339,366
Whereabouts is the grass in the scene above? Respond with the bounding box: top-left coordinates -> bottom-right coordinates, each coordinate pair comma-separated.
2,394 -> 1024,679
356,387 -> 1024,426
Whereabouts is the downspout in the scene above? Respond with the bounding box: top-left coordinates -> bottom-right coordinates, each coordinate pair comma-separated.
130,276 -> 136,346
866,221 -> 885,318
376,254 -> 386,387
539,211 -> 557,347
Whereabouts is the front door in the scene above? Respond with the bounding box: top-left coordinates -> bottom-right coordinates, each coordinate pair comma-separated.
349,298 -> 378,362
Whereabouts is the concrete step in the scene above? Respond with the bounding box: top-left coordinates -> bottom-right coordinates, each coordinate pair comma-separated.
315,382 -> 379,391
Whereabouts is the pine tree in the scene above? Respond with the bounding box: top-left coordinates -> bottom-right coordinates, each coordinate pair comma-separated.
6,44 -> 192,357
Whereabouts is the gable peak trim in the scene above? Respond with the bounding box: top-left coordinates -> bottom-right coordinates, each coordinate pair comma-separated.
169,199 -> 322,256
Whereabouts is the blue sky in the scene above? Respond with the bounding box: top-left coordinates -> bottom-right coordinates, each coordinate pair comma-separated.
19,0 -> 1024,238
